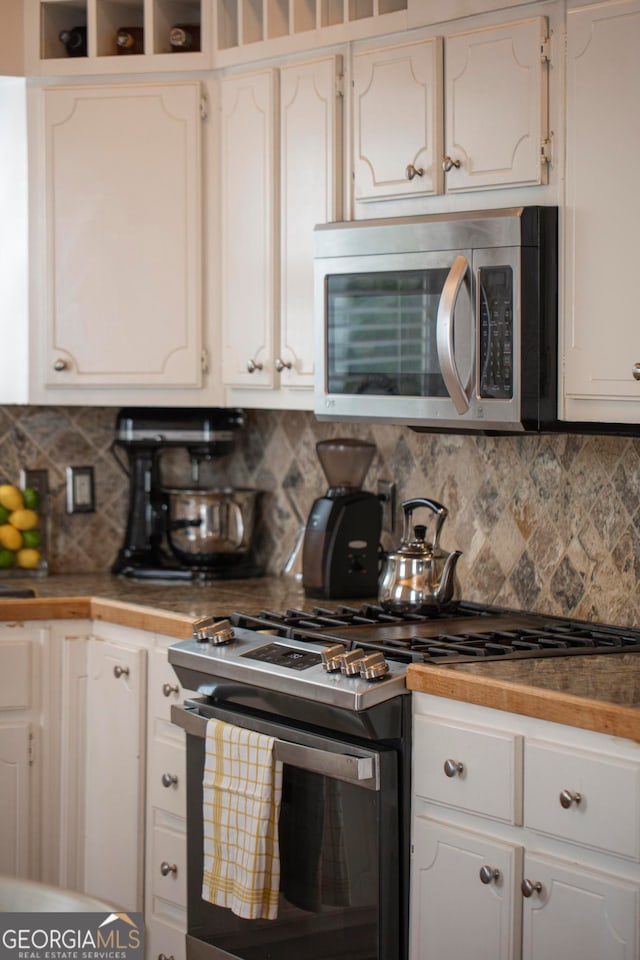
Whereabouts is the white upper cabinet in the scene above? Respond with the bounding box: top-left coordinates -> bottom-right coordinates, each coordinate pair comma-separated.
353,16 -> 549,206
221,55 -> 342,408
31,80 -> 206,399
562,0 -> 640,424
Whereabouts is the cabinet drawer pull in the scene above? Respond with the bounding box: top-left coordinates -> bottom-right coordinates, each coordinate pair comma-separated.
442,155 -> 461,173
53,358 -> 68,371
162,682 -> 179,697
559,788 -> 582,809
405,163 -> 424,180
160,861 -> 178,877
443,758 -> 464,778
246,358 -> 263,373
521,878 -> 543,898
479,865 -> 500,885
158,955 -> 175,960
113,664 -> 130,679
633,363 -> 640,381
161,772 -> 178,788
275,357 -> 292,372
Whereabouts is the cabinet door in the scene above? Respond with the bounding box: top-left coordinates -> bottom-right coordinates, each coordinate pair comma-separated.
521,853 -> 639,960
42,81 -> 203,389
0,723 -> 31,877
221,70 -> 277,389
563,0 -> 640,422
353,39 -> 443,202
83,637 -> 146,910
444,17 -> 549,192
279,55 -> 342,392
410,817 -> 522,960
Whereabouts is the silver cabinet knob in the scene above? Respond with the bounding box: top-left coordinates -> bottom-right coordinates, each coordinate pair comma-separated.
406,163 -> 424,180
158,955 -> 175,960
443,758 -> 464,778
113,664 -> 130,679
53,359 -> 68,371
246,358 -> 263,373
162,772 -> 178,788
162,682 -> 179,697
559,789 -> 582,809
274,357 -> 292,372
633,363 -> 640,381
160,861 -> 178,877
479,865 -> 500,885
521,878 -> 543,898
442,155 -> 461,172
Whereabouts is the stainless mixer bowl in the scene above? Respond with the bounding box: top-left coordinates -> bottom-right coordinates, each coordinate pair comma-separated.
163,487 -> 259,566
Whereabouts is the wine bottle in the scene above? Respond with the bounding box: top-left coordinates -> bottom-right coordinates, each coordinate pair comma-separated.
115,26 -> 144,55
58,25 -> 87,57
169,24 -> 201,52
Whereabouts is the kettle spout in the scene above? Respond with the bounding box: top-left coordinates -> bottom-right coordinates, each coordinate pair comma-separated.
437,550 -> 462,604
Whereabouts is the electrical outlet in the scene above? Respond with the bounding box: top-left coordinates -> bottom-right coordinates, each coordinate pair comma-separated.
377,479 -> 396,533
66,466 -> 95,514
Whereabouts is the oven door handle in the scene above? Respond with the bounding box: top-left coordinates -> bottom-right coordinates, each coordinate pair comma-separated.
171,704 -> 380,790
436,254 -> 472,415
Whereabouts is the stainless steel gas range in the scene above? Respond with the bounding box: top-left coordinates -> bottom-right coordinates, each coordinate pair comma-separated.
168,601 -> 640,960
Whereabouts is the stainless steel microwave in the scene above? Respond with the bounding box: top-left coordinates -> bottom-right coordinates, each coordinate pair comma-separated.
314,207 -> 558,433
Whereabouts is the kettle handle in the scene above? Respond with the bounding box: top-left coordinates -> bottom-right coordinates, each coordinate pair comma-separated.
401,498 -> 448,549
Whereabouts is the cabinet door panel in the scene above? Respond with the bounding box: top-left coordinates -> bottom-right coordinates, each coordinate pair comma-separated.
0,723 -> 31,877
445,17 -> 548,191
353,39 -> 443,201
84,637 -> 146,909
410,817 -> 522,960
43,82 -> 203,388
563,0 -> 640,418
522,853 -> 639,960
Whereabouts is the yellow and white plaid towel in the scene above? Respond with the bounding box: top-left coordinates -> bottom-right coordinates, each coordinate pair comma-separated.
202,718 -> 283,920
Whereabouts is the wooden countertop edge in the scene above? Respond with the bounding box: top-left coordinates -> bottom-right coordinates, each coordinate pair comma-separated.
0,596 -> 193,639
0,597 -> 93,620
407,664 -> 640,743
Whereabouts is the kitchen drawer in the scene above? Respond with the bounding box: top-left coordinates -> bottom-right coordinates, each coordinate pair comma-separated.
413,715 -> 523,824
149,738 -> 187,819
524,739 -> 640,860
147,917 -> 186,960
151,826 -> 187,908
149,645 -> 189,725
0,641 -> 31,710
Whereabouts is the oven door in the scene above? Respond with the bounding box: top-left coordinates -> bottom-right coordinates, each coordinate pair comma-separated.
173,700 -> 401,960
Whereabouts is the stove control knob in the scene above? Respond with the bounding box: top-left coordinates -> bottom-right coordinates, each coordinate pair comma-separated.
339,649 -> 366,676
359,651 -> 390,681
192,616 -> 234,645
321,644 -> 344,673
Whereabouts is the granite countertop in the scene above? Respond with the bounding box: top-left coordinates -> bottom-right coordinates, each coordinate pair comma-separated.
1,573 -> 638,742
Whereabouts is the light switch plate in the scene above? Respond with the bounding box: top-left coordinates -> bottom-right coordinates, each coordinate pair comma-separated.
66,466 -> 95,513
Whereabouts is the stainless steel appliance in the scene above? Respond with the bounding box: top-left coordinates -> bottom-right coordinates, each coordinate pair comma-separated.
111,407 -> 262,580
314,206 -> 558,433
168,600 -> 640,960
302,438 -> 382,599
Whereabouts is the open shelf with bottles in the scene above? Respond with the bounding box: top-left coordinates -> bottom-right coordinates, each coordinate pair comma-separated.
31,0 -> 209,74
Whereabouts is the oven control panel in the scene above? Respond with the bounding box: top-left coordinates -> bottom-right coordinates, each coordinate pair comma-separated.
241,643 -> 322,671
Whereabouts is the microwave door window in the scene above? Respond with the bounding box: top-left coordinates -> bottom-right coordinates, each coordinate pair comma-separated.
326,270 -> 450,398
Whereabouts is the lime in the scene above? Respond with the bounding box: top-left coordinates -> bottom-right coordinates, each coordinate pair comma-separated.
0,524 -> 22,551
22,487 -> 40,510
0,506 -> 9,525
0,484 -> 23,512
0,548 -> 15,568
16,548 -> 41,570
9,508 -> 39,531
22,529 -> 41,549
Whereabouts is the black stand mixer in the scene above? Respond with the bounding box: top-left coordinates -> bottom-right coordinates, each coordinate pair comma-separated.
111,408 -> 262,581
302,438 -> 382,599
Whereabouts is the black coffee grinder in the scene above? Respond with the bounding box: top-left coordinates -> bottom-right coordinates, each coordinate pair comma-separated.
111,407 -> 258,580
302,438 -> 382,599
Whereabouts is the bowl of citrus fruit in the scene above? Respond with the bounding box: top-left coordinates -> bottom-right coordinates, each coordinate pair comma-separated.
0,483 -> 46,574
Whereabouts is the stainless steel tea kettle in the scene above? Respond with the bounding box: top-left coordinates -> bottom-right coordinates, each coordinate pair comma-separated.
378,498 -> 462,612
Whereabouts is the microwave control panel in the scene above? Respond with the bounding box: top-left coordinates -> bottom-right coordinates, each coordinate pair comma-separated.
477,266 -> 514,400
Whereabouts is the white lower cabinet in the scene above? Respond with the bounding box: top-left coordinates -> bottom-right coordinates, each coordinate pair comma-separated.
411,694 -> 640,960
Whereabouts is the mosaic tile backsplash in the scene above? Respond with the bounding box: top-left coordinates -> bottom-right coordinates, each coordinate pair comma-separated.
1,404 -> 639,628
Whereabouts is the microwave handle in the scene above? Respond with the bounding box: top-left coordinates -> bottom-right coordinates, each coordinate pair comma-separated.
437,255 -> 472,415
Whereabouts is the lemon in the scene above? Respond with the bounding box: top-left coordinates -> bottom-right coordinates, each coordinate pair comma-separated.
0,548 -> 15,568
16,547 -> 41,570
9,508 -> 39,531
22,529 -> 41,549
22,487 -> 40,510
0,484 -> 23,512
0,524 -> 22,551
